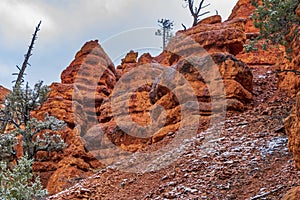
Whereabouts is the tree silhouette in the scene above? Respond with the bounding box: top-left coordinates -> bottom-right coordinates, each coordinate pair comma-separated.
155,19 -> 174,50
0,21 -> 65,162
183,0 -> 210,26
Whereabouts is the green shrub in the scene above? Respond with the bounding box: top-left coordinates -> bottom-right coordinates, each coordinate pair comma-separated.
0,156 -> 47,199
246,0 -> 299,52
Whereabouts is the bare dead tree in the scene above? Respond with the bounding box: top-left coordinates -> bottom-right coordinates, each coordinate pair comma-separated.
1,21 -> 42,134
183,0 -> 210,26
14,21 -> 41,86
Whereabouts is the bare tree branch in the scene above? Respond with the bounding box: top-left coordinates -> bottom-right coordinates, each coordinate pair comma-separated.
1,21 -> 42,134
183,0 -> 210,26
14,21 -> 41,86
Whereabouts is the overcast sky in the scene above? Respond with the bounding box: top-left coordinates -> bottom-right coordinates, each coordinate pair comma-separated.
0,0 -> 238,88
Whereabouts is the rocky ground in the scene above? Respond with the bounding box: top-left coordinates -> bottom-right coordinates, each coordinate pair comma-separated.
48,64 -> 300,199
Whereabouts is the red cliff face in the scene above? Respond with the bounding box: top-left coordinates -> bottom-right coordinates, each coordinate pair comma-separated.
280,4 -> 300,197
281,4 -> 300,175
285,92 -> 300,169
278,27 -> 300,96
40,1 -> 300,199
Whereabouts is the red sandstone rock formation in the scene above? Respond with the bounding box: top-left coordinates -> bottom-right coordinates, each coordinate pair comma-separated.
236,41 -> 285,65
35,7 -> 254,194
285,92 -> 300,169
32,40 -> 116,194
281,6 -> 300,181
277,27 -> 300,96
271,6 -> 300,198
116,50 -> 138,80
96,16 -> 253,153
198,15 -> 222,25
175,18 -> 246,55
42,1 -> 300,198
227,0 -> 259,34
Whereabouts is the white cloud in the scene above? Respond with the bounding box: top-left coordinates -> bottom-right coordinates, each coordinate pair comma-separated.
0,0 -> 55,43
0,0 -> 239,44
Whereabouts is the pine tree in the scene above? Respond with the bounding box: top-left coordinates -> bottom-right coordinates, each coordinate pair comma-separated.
155,19 -> 174,50
0,21 -> 66,198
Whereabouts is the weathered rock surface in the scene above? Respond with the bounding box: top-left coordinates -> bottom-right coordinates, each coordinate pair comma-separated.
285,92 -> 300,169
228,0 -> 299,94
61,40 -> 116,85
38,10 -> 252,195
174,18 -> 246,55
227,0 -> 259,34
98,52 -> 252,153
41,1 -> 300,198
147,52 -> 252,142
32,40 -> 116,195
116,50 -> 138,80
198,15 -> 222,25
153,50 -> 180,67
278,26 -> 300,96
282,2 -> 300,176
121,50 -> 138,64
33,83 -> 75,126
282,186 -> 300,200
0,85 -> 9,103
94,15 -> 253,153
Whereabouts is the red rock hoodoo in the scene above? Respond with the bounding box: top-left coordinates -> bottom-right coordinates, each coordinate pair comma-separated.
32,40 -> 116,194
97,16 -> 253,153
